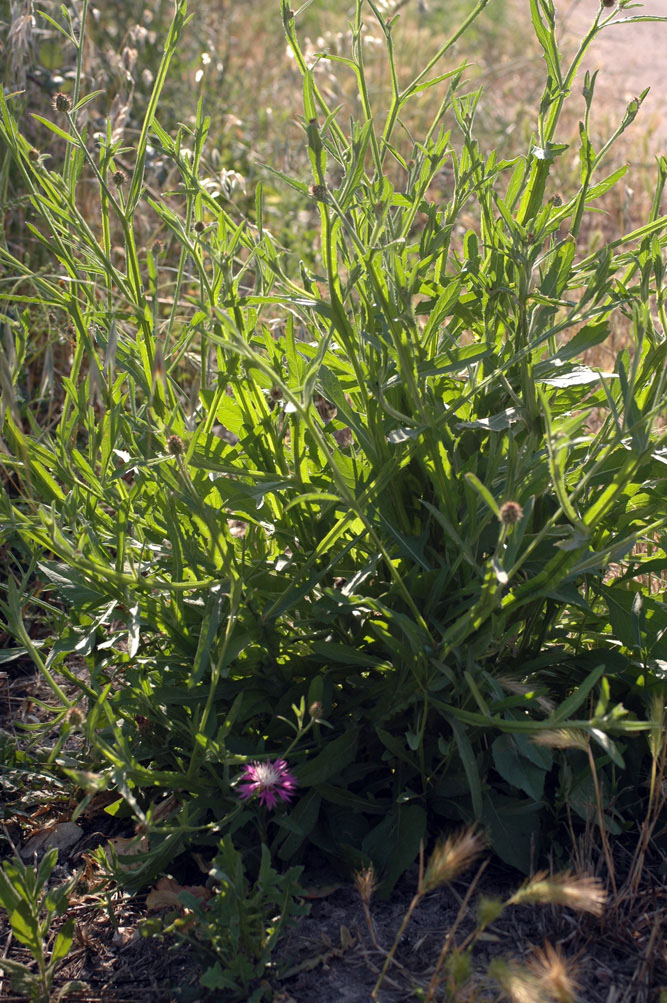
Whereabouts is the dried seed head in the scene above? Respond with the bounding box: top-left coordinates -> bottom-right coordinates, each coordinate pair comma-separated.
66,706 -> 85,728
488,959 -> 542,1003
151,239 -> 163,255
496,676 -> 555,715
194,220 -> 205,233
167,434 -> 185,456
446,950 -> 472,986
477,895 -> 504,929
499,500 -> 523,525
528,942 -> 580,1003
52,91 -> 72,113
551,193 -> 564,206
333,426 -> 353,449
532,729 -> 589,752
354,866 -> 377,905
509,870 -> 606,915
421,828 -> 486,893
310,183 -> 328,202
113,170 -> 126,186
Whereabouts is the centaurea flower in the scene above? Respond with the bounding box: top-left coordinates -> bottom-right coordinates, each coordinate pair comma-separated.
237,758 -> 297,810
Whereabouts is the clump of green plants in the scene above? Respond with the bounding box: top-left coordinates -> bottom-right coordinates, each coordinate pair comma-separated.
0,848 -> 82,1002
1,4 -> 666,988
143,835 -> 308,1002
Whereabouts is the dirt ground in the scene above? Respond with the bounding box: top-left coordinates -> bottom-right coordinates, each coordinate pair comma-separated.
540,0 -> 667,151
1,844 -> 665,1002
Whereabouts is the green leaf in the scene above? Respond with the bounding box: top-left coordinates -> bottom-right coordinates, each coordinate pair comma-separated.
9,900 -> 40,951
482,792 -> 542,873
362,803 -> 426,897
51,917 -> 75,965
464,472 -> 500,519
296,729 -> 359,787
553,664 -> 605,722
277,791 -> 322,860
448,717 -> 483,820
31,114 -> 78,145
492,734 -> 546,801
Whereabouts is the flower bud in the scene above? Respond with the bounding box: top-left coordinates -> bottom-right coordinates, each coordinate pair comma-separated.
52,92 -> 72,113
499,501 -> 523,525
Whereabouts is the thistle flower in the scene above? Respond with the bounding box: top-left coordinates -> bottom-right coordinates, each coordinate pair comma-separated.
508,870 -> 606,916
238,758 -> 298,810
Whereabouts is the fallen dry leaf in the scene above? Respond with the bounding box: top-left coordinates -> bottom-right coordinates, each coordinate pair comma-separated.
20,821 -> 83,860
146,876 -> 211,911
300,882 -> 344,899
105,834 -> 149,860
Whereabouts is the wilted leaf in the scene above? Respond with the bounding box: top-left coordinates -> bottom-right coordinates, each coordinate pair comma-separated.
20,822 -> 82,860
145,876 -> 211,911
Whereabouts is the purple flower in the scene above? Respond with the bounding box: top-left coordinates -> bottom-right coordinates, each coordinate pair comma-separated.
237,758 -> 298,810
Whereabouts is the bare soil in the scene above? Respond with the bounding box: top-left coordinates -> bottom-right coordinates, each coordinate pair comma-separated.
542,0 -> 667,151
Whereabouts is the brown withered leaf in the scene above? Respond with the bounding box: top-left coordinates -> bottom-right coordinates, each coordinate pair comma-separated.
20,821 -> 83,860
105,834 -> 149,861
146,876 -> 211,912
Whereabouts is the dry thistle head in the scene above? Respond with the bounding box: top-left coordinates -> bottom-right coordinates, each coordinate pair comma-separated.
532,729 -> 589,752
310,183 -> 328,202
52,91 -> 72,113
167,434 -> 185,456
499,500 -> 523,526
527,942 -> 580,1003
354,865 -> 377,905
508,870 -> 606,916
421,828 -> 486,893
65,705 -> 85,729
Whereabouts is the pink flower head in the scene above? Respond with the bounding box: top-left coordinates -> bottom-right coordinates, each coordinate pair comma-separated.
237,758 -> 298,810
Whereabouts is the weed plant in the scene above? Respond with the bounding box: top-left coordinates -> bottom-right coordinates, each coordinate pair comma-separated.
1,4 -> 667,994
0,848 -> 82,1002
